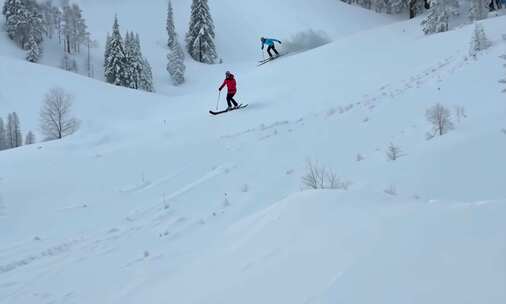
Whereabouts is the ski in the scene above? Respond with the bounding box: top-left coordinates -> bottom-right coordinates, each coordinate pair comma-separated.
209,104 -> 248,115
257,55 -> 282,66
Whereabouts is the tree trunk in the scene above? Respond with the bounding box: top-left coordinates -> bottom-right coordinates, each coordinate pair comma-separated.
409,0 -> 416,19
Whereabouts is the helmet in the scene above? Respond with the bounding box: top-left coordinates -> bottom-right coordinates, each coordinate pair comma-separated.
260,37 -> 265,41
225,71 -> 231,76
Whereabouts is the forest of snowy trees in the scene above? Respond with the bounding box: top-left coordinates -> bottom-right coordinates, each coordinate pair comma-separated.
2,0 -> 89,63
0,112 -> 35,151
0,0 -> 501,90
103,16 -> 154,92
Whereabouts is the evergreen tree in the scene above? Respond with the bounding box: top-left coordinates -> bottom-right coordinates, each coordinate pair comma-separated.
123,32 -> 154,92
26,34 -> 41,62
124,31 -> 139,89
468,0 -> 489,22
421,0 -> 449,35
2,0 -> 45,61
104,16 -> 128,86
167,42 -> 186,86
0,118 -> 7,151
140,56 -> 154,92
186,0 -> 218,64
469,22 -> 491,57
166,0 -> 185,86
104,33 -> 112,69
166,0 -> 176,48
6,112 -> 22,148
25,131 -> 35,145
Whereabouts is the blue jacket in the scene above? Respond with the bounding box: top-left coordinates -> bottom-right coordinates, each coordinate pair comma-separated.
261,38 -> 281,48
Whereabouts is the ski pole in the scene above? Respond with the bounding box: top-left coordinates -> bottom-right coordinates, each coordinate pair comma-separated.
216,91 -> 221,111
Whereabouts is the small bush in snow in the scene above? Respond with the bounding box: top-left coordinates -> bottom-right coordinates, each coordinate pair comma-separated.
384,185 -> 397,196
425,103 -> 454,138
39,88 -> 80,140
280,30 -> 330,54
61,53 -> 78,72
356,153 -> 365,162
301,160 -> 351,190
454,106 -> 467,123
25,131 -> 36,145
469,23 -> 491,57
144,250 -> 150,258
386,143 -> 405,161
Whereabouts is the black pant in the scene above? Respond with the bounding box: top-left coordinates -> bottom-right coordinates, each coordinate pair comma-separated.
227,93 -> 238,107
267,45 -> 279,57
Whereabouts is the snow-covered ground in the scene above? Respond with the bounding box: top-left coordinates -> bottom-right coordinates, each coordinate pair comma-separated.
0,1 -> 505,303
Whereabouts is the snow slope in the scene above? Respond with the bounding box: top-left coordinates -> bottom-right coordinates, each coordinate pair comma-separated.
1,2 -> 506,304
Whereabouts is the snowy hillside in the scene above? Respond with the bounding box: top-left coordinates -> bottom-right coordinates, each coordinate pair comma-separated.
1,0 -> 506,303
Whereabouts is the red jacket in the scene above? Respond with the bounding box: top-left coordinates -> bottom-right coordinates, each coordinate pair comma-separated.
219,74 -> 237,94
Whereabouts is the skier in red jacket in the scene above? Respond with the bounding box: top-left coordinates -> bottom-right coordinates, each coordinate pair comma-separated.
219,71 -> 239,110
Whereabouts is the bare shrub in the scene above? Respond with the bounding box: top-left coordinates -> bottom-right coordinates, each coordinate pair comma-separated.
301,159 -> 351,190
454,105 -> 467,123
386,143 -> 405,161
40,88 -> 80,140
356,153 -> 365,162
425,103 -> 454,139
384,185 -> 397,196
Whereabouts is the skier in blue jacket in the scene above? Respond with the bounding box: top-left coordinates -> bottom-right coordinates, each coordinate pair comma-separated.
261,37 -> 282,58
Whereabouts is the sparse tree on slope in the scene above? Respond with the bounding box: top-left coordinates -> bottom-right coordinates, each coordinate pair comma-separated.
421,0 -> 449,35
25,131 -> 35,145
469,22 -> 491,57
6,112 -> 22,148
186,0 -> 218,64
40,88 -> 80,140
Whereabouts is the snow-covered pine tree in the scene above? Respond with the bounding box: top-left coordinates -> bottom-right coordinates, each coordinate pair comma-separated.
389,0 -> 406,14
166,0 -> 176,48
104,16 -> 128,87
140,56 -> 154,92
167,41 -> 186,85
186,0 -> 218,64
6,112 -> 22,148
3,0 -> 45,61
469,22 -> 491,57
104,33 -> 112,68
123,32 -> 153,92
25,131 -> 35,145
123,31 -> 139,89
421,0 -> 449,35
26,34 -> 41,62
166,0 -> 185,86
468,0 -> 489,22
0,118 -> 7,150
135,34 -> 154,92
